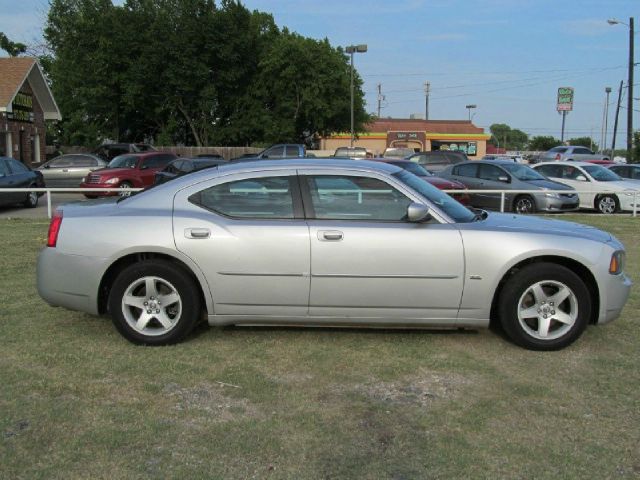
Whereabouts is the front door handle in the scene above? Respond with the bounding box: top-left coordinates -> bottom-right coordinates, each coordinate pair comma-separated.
318,230 -> 343,241
185,228 -> 211,239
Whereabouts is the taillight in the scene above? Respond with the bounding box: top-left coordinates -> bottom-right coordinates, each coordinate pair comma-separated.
555,153 -> 561,160
47,210 -> 63,247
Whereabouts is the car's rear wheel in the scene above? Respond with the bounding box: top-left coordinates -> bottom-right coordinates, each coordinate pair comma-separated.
498,263 -> 590,350
108,260 -> 201,345
118,181 -> 133,197
23,188 -> 38,208
595,194 -> 618,214
514,195 -> 536,214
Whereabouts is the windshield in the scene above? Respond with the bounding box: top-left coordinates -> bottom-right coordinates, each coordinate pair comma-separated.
583,165 -> 621,182
393,170 -> 475,223
501,163 -> 546,181
108,155 -> 138,169
396,162 -> 431,176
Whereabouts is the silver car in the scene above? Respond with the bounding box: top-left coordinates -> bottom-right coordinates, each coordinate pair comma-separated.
37,153 -> 108,187
37,160 -> 631,350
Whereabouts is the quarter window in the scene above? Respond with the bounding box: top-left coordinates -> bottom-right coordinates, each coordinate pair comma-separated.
189,176 -> 295,219
305,175 -> 412,221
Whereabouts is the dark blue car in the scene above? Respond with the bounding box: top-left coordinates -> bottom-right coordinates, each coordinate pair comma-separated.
0,156 -> 45,208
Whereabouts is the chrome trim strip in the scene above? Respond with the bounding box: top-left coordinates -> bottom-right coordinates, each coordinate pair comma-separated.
311,273 -> 458,279
218,271 -> 307,277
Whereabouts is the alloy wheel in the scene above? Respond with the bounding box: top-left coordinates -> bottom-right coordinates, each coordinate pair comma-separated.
121,276 -> 182,336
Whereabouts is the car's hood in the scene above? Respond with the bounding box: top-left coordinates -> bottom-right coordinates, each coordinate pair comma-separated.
524,179 -> 575,191
422,175 -> 465,189
467,212 -> 612,243
598,179 -> 640,191
90,167 -> 136,177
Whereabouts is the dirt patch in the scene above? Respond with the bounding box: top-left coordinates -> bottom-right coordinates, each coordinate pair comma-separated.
162,382 -> 260,422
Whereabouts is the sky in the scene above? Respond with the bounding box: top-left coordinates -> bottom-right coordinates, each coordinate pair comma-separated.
1,0 -> 637,149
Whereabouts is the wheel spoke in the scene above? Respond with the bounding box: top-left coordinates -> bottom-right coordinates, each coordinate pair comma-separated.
549,286 -> 571,306
156,310 -> 174,330
531,284 -> 547,304
123,294 -> 146,309
135,311 -> 152,331
145,278 -> 158,298
537,316 -> 551,337
159,292 -> 180,307
552,310 -> 575,326
519,306 -> 539,319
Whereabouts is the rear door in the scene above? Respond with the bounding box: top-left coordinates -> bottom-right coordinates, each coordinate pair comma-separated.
477,164 -> 511,210
173,169 -> 311,317
447,163 -> 481,206
301,169 -> 464,322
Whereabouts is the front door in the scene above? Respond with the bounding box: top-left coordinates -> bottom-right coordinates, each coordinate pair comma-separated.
173,170 -> 310,316
302,172 -> 464,322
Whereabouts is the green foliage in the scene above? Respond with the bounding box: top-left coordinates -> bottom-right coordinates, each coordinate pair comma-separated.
0,32 -> 27,56
43,0 -> 366,147
568,136 -> 598,151
633,131 -> 640,164
527,135 -> 560,151
489,123 -> 528,150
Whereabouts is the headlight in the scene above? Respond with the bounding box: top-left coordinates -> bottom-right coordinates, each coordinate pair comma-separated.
543,192 -> 560,198
623,189 -> 637,197
105,177 -> 120,184
609,251 -> 625,275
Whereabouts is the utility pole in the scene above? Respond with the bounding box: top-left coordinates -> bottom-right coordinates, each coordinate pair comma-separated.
424,81 -> 430,120
611,80 -> 624,155
377,83 -> 385,118
628,17 -> 634,161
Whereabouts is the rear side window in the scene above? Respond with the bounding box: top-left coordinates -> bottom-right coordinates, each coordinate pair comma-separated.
71,155 -> 99,167
452,163 -> 478,178
574,147 -> 592,155
48,156 -> 73,168
189,176 -> 295,219
550,147 -> 567,153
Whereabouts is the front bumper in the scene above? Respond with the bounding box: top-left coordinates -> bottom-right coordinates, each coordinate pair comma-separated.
536,194 -> 579,212
78,181 -> 120,196
598,272 -> 633,324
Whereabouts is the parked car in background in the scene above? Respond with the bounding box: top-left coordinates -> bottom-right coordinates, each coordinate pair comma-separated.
0,156 -> 45,208
407,150 -> 468,173
532,162 -> 640,214
38,159 -> 632,350
154,157 -> 227,185
382,147 -> 416,159
440,160 -> 579,213
372,159 -> 470,205
482,154 -> 526,163
537,146 -> 610,163
93,143 -> 156,161
333,146 -> 371,159
608,164 -> 640,181
196,153 -> 224,159
232,144 -> 307,161
80,152 -> 177,197
37,154 -> 108,187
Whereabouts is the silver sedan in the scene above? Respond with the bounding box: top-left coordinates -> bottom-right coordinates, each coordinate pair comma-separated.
37,160 -> 631,350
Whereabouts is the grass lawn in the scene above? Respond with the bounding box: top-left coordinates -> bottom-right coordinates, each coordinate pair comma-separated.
1,215 -> 639,479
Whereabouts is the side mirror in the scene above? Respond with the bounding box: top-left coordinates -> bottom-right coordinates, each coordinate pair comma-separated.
140,165 -> 148,170
576,174 -> 588,182
43,164 -> 50,169
498,175 -> 510,182
407,202 -> 431,223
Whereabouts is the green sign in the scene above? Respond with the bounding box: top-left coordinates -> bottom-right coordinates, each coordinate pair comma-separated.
8,91 -> 34,123
557,87 -> 574,112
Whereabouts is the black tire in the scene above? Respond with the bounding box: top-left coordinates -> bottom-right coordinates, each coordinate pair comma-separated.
513,195 -> 536,214
498,263 -> 590,351
595,194 -> 619,214
118,181 -> 133,197
23,188 -> 38,208
108,259 -> 202,345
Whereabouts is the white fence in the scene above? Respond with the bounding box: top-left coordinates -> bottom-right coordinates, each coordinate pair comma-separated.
2,187 -> 638,219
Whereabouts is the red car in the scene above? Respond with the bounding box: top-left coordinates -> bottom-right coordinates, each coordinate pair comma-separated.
372,159 -> 470,205
80,152 -> 177,197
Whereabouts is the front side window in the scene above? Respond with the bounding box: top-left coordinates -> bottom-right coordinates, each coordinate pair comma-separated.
306,175 -> 412,221
108,155 -> 138,169
501,163 -> 546,181
478,164 -> 504,181
189,176 -> 295,219
583,165 -> 620,182
263,146 -> 284,158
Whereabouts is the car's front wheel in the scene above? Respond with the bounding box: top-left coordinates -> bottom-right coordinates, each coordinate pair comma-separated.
514,195 -> 536,214
108,260 -> 202,345
118,181 -> 133,197
23,189 -> 38,208
498,263 -> 590,350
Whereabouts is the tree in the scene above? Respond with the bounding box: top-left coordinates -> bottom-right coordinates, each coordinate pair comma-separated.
489,123 -> 528,150
568,137 -> 598,151
632,131 -> 640,163
0,32 -> 27,56
527,136 -> 560,151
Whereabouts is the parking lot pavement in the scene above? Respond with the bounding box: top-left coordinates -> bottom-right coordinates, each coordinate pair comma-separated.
0,193 -> 87,219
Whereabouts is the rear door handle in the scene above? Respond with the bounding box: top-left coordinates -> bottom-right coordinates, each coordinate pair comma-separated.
318,230 -> 343,241
185,228 -> 210,239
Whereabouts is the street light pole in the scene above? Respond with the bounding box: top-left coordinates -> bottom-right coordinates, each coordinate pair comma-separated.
345,44 -> 367,147
465,104 -> 476,121
602,87 -> 612,152
608,17 -> 635,161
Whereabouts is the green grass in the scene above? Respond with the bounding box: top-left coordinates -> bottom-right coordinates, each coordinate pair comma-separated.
1,215 -> 639,479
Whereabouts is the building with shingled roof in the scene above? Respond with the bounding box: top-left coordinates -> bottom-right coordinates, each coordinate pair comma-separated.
0,57 -> 61,166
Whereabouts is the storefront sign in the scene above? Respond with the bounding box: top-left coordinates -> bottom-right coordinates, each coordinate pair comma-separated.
557,87 -> 574,112
8,92 -> 34,123
396,132 -> 419,139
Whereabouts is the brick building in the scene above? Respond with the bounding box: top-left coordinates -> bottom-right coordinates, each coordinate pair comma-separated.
0,57 -> 61,167
321,118 -> 491,159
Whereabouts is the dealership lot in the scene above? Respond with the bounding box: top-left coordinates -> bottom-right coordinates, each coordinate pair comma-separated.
1,215 -> 639,478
